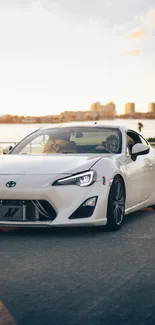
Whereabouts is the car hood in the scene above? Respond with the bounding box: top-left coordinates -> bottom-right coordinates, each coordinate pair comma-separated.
0,154 -> 108,175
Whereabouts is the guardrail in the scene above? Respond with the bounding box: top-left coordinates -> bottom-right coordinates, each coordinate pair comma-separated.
148,142 -> 155,147
0,142 -> 17,145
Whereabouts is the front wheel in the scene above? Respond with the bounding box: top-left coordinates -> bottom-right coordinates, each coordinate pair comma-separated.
106,176 -> 125,231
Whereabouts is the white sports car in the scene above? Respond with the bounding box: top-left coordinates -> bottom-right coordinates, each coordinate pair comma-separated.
0,123 -> 155,231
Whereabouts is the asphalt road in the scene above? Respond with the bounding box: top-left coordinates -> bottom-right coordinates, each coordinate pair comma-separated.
1,209 -> 155,325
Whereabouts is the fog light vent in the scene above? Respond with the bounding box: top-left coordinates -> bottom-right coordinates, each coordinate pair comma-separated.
83,197 -> 97,207
69,197 -> 97,219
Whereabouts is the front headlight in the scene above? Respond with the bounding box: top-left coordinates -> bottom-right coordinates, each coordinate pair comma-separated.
52,170 -> 96,187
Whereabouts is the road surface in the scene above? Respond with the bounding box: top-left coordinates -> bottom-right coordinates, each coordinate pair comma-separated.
0,209 -> 155,325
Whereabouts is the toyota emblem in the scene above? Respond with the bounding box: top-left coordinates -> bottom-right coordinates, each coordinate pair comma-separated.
6,181 -> 16,188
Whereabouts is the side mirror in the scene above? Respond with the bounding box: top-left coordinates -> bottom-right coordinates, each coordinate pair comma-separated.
131,143 -> 150,161
2,145 -> 13,155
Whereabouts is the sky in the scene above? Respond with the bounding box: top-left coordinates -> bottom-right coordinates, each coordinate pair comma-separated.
0,0 -> 155,116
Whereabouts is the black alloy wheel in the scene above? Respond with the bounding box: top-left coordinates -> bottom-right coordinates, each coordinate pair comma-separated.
106,176 -> 125,231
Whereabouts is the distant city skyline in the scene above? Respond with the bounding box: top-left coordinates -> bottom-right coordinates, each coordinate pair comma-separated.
1,100 -> 155,117
0,0 -> 155,116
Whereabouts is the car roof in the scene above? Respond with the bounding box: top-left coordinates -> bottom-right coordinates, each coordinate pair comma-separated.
40,122 -> 128,131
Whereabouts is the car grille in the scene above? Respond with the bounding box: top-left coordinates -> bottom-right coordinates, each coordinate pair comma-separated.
0,200 -> 57,222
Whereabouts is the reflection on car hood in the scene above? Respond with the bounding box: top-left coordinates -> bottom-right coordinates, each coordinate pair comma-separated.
0,154 -> 111,175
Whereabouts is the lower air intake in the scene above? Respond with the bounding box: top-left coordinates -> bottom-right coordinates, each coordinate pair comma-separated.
0,200 -> 57,222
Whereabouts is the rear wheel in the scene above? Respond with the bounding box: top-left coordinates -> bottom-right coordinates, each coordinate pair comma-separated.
106,176 -> 125,231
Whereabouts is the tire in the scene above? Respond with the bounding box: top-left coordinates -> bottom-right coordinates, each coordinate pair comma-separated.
106,176 -> 125,231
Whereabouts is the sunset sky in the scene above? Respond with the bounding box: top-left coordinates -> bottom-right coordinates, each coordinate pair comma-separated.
0,0 -> 155,116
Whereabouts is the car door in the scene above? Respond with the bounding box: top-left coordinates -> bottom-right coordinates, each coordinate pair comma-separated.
122,130 -> 154,209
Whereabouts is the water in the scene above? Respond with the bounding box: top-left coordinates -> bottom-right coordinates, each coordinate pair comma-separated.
0,119 -> 155,143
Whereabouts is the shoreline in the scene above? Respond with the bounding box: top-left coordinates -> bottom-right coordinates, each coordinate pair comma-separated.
0,117 -> 155,125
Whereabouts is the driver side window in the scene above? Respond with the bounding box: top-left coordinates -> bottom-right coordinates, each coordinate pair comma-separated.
127,134 -> 135,155
126,131 -> 147,155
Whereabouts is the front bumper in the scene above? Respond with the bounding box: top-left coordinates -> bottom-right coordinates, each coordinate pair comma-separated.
0,175 -> 110,228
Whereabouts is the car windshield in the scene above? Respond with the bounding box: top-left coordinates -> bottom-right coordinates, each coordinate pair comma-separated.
11,127 -> 122,155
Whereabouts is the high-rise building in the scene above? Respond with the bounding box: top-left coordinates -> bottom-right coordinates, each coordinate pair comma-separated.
148,103 -> 155,114
90,101 -> 116,117
90,102 -> 101,112
125,103 -> 135,115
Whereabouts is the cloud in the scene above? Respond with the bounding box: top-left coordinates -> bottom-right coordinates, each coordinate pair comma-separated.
121,49 -> 140,56
40,1 -> 155,27
0,0 -> 154,30
1,0 -> 152,26
144,8 -> 155,29
0,0 -> 37,8
128,28 -> 145,39
127,7 -> 155,39
125,7 -> 155,57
